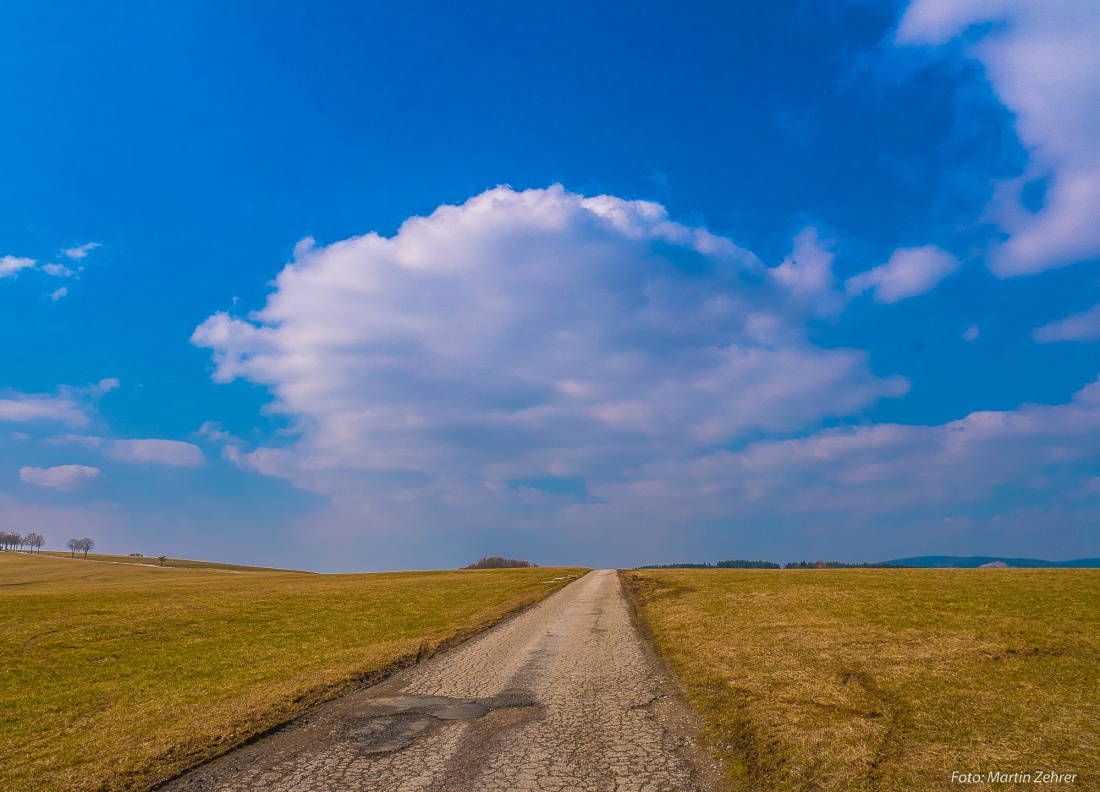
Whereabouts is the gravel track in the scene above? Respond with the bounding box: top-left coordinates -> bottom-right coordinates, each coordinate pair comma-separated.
162,569 -> 706,791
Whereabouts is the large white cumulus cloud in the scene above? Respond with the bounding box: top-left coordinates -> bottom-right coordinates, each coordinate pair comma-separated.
193,186 -> 906,518
898,0 -> 1100,276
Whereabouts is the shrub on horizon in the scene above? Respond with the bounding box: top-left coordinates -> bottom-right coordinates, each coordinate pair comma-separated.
461,556 -> 537,569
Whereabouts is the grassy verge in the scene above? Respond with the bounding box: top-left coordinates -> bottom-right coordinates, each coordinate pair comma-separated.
2,552 -> 584,791
621,568 -> 1099,791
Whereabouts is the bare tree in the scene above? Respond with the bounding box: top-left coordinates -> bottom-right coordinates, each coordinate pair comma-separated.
66,538 -> 80,558
0,531 -> 15,550
25,532 -> 45,554
158,555 -> 167,566
78,538 -> 95,559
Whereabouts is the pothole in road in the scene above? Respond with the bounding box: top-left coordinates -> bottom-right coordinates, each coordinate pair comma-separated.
343,693 -> 537,754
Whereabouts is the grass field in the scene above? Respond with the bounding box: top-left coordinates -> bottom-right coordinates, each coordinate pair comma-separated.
37,550 -> 297,572
622,568 -> 1099,791
1,552 -> 584,791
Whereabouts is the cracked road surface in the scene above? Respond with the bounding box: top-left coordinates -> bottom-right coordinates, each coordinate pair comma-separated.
162,570 -> 706,791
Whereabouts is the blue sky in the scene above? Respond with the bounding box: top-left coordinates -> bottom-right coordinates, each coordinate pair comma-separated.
2,1 -> 1098,570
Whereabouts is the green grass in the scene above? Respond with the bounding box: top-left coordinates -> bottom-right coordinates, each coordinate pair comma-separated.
622,568 -> 1099,791
2,552 -> 584,791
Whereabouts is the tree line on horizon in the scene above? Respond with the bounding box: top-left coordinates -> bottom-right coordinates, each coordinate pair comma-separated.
0,531 -> 46,552
0,533 -> 100,559
639,559 -> 781,569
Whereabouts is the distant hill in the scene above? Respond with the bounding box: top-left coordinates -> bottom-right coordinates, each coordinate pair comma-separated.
883,555 -> 1100,569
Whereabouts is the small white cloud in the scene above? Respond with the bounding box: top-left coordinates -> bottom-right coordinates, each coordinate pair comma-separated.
107,439 -> 204,467
0,394 -> 89,426
91,378 -> 120,395
11,432 -> 29,441
62,242 -> 99,260
846,246 -> 959,303
768,227 -> 843,315
0,255 -> 36,279
42,264 -> 75,277
50,287 -> 68,301
20,464 -> 101,490
962,324 -> 980,341
1032,305 -> 1100,343
222,444 -> 296,478
196,420 -> 233,444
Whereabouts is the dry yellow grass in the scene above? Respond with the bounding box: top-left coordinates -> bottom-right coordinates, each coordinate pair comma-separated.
2,552 -> 583,791
622,568 -> 1099,791
36,550 -> 290,572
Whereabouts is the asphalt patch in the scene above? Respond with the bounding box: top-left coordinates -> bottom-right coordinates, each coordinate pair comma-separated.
344,693 -> 537,754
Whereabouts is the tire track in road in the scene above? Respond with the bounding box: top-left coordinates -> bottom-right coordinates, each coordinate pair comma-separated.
164,570 -> 704,791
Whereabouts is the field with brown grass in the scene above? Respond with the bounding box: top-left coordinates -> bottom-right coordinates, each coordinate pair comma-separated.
622,567 -> 1099,791
2,552 -> 583,791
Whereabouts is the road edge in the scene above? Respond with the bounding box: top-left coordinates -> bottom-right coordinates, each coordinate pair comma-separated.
151,568 -> 591,790
617,569 -> 734,792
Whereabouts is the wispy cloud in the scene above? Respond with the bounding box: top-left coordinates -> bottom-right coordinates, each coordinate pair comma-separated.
20,464 -> 101,490
0,394 -> 90,426
50,287 -> 68,301
1032,305 -> 1100,343
46,432 -> 204,467
106,439 -> 204,467
0,380 -> 118,428
47,434 -> 104,448
846,245 -> 959,303
62,242 -> 100,260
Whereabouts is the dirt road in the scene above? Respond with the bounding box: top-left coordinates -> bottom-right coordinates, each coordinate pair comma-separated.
161,569 -> 708,791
